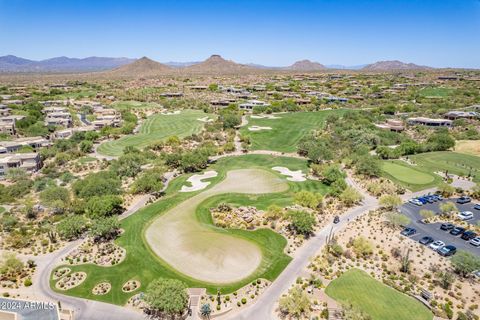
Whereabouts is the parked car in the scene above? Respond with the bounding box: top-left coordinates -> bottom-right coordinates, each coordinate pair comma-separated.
457,196 -> 471,204
433,194 -> 443,201
440,223 -> 455,231
461,231 -> 478,241
419,236 -> 434,245
470,237 -> 480,247
457,211 -> 474,221
429,240 -> 445,250
437,245 -> 457,257
424,196 -> 435,204
401,227 -> 417,236
333,216 -> 340,224
409,199 -> 423,206
450,227 -> 466,236
417,197 -> 428,204
474,204 -> 480,210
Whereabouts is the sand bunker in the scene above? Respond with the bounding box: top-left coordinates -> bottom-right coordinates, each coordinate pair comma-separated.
250,115 -> 281,119
272,166 -> 307,182
180,170 -> 218,192
248,126 -> 272,131
145,169 -> 288,283
162,110 -> 181,115
197,116 -> 213,123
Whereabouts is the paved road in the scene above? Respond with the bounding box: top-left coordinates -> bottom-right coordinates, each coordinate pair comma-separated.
226,174 -> 379,320
400,200 -> 480,257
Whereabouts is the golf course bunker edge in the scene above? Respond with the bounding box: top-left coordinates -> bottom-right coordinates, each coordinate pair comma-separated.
145,168 -> 289,283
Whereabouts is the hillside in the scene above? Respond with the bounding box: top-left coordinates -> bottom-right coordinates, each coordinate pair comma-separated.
0,55 -> 134,72
288,59 -> 326,71
106,57 -> 172,77
362,60 -> 431,71
183,55 -> 255,74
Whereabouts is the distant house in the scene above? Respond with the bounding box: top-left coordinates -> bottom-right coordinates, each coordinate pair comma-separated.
375,119 -> 405,132
0,152 -> 42,179
0,122 -> 16,136
0,136 -> 51,153
0,104 -> 11,116
444,110 -> 479,120
407,117 -> 453,127
239,100 -> 270,112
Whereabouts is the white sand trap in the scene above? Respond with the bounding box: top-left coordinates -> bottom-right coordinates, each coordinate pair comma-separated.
248,126 -> 272,131
180,170 -> 218,192
272,166 -> 307,182
162,110 -> 181,115
197,116 -> 213,123
250,115 -> 282,119
145,169 -> 288,283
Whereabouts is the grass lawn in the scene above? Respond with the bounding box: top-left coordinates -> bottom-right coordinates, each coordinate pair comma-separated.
455,140 -> 480,157
97,109 -> 215,156
110,100 -> 163,111
410,151 -> 480,183
419,87 -> 455,98
381,160 -> 440,191
77,156 -> 97,164
51,154 -> 329,305
240,109 -> 346,153
326,269 -> 432,320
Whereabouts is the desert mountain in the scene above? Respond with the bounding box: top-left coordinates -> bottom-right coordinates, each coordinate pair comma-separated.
362,60 -> 431,71
183,55 -> 255,74
106,57 -> 172,77
288,59 -> 325,71
0,55 -> 134,72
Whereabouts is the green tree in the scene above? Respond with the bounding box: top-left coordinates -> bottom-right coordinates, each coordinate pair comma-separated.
0,253 -> 24,277
287,210 -> 316,236
294,191 -> 323,209
339,187 -> 363,207
352,236 -> 373,257
144,278 -> 189,318
278,286 -> 311,319
56,215 -> 87,240
451,251 -> 480,277
379,194 -> 402,210
419,209 -> 435,220
40,186 -> 71,213
6,168 -> 28,182
439,202 -> 457,216
131,167 -> 165,194
89,216 -> 120,240
385,212 -> 411,228
438,183 -> 455,197
84,195 -> 123,218
79,140 -> 93,153
73,171 -> 121,198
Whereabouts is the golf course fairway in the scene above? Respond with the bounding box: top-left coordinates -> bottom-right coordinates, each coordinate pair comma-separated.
145,169 -> 289,283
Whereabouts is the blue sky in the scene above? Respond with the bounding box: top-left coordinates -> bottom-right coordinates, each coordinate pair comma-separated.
0,0 -> 479,68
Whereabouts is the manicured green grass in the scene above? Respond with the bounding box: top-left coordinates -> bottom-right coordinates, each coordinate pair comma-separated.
110,100 -> 163,111
419,87 -> 455,98
51,154 -> 329,305
240,110 -> 346,153
77,156 -> 97,164
410,151 -> 480,183
0,206 -> 5,214
381,152 -> 480,191
97,109 -> 215,156
326,269 -> 432,320
381,160 -> 439,191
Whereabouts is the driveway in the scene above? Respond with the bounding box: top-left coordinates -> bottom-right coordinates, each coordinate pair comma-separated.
400,200 -> 480,257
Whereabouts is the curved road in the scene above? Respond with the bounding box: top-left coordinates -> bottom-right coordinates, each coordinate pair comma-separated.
226,174 -> 379,320
33,145 -> 377,320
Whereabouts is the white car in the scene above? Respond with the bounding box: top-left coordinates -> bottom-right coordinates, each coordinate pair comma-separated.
470,237 -> 480,247
409,199 -> 423,206
457,211 -> 474,221
429,240 -> 445,250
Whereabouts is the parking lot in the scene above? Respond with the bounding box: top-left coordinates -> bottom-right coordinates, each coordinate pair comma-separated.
400,197 -> 480,257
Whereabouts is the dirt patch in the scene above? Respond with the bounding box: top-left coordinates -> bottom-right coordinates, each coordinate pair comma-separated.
55,272 -> 87,290
92,282 -> 111,295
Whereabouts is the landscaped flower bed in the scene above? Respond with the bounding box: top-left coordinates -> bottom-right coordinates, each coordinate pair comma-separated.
92,282 -> 111,295
55,272 -> 87,290
122,279 -> 140,293
53,267 -> 71,280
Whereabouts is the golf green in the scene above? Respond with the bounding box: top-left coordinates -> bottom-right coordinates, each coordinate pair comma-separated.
240,110 -> 345,153
97,109 -> 215,156
326,269 -> 432,320
382,161 -> 436,185
51,154 -> 329,305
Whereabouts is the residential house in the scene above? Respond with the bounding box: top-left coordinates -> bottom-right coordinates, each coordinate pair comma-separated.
0,152 -> 42,179
444,111 -> 479,120
239,100 -> 270,112
407,117 -> 453,127
0,136 -> 51,153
